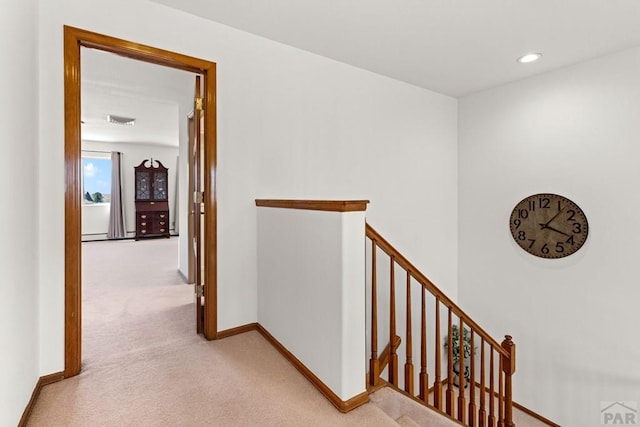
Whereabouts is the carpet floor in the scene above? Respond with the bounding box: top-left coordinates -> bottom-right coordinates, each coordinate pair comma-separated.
28,238 -> 398,427
27,238 -> 553,427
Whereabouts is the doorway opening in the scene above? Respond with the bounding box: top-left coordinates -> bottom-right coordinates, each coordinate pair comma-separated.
64,26 -> 218,378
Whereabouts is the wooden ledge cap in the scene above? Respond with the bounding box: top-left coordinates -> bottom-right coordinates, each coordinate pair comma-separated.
255,199 -> 369,212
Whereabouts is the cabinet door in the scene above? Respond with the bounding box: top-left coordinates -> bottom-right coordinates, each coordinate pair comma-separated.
136,171 -> 151,200
153,171 -> 168,200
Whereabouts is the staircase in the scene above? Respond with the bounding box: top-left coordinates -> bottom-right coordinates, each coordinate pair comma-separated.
371,386 -> 463,426
370,385 -> 555,427
255,200 -> 523,425
366,223 -> 516,427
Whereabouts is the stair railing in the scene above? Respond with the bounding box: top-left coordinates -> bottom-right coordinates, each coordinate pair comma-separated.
366,223 -> 516,427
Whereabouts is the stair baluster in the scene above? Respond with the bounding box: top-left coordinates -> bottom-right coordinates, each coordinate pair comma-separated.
479,338 -> 487,427
404,270 -> 414,395
433,297 -> 442,410
458,317 -> 467,423
418,285 -> 428,403
489,349 -> 496,427
389,257 -> 398,386
446,309 -> 455,416
369,239 -> 379,387
468,330 -> 477,427
499,359 -> 504,427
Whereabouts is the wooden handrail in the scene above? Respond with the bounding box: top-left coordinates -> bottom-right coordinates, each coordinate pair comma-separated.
255,199 -> 369,212
365,223 -> 508,357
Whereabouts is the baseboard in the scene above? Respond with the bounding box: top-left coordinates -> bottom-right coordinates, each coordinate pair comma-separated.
215,322 -> 368,412
254,323 -> 369,413
215,322 -> 259,339
463,379 -> 561,427
18,371 -> 64,427
176,269 -> 191,285
513,401 -> 561,427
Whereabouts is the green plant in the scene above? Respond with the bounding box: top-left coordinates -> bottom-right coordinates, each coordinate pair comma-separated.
444,324 -> 475,368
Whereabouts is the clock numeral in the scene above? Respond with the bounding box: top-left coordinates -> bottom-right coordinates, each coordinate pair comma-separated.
518,209 -> 529,219
527,239 -> 535,249
557,200 -> 562,211
518,231 -> 526,240
566,210 -> 576,222
573,223 -> 582,234
541,243 -> 550,254
566,235 -> 575,245
555,242 -> 565,253
513,219 -> 521,229
539,197 -> 550,209
528,200 -> 535,211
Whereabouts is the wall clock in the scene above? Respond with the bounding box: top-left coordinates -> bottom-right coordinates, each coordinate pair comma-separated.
509,193 -> 588,258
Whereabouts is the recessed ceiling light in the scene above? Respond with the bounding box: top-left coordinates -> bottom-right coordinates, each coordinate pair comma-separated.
517,53 -> 542,64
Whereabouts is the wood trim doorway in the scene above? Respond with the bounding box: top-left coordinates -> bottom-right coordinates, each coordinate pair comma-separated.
63,26 -> 218,378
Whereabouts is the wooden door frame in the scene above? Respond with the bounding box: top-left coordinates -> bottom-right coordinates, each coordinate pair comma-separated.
63,25 -> 218,378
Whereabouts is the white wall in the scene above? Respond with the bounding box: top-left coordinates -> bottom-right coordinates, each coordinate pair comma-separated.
0,0 -> 40,425
257,207 -> 366,401
81,141 -> 179,240
37,0 -> 458,374
458,47 -> 640,426
81,203 -> 111,238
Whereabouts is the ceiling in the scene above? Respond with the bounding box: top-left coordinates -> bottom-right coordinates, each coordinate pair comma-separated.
81,1 -> 640,143
81,48 -> 194,146
151,0 -> 640,97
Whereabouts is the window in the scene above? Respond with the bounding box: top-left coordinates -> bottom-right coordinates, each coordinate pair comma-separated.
81,153 -> 112,204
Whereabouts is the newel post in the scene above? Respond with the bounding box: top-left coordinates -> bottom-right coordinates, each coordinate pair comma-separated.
501,335 -> 516,427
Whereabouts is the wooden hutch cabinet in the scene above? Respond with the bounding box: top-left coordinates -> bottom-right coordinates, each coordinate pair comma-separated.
134,159 -> 170,239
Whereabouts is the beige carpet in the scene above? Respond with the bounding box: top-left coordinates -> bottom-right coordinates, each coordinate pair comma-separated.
28,238 -> 552,427
28,238 -> 398,427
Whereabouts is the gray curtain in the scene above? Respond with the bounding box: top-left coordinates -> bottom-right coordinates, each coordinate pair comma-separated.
107,151 -> 126,239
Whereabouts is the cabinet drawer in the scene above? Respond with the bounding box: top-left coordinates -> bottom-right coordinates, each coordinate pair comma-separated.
137,213 -> 155,226
136,210 -> 169,237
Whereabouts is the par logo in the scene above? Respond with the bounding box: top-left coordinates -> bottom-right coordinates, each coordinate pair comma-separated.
601,401 -> 637,425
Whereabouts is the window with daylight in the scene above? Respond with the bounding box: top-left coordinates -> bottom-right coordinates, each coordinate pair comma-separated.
81,153 -> 112,204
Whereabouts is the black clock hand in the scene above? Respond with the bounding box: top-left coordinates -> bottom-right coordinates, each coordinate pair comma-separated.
543,206 -> 566,227
539,224 -> 570,237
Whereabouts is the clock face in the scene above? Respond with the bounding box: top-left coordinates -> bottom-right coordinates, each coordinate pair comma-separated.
509,193 -> 588,259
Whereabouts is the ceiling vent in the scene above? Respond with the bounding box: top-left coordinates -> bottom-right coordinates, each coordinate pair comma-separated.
107,114 -> 136,126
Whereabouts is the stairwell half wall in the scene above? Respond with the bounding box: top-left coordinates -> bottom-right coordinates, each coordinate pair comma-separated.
256,202 -> 367,403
